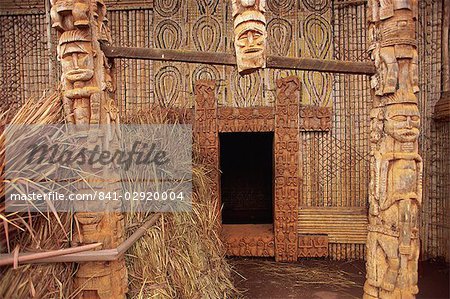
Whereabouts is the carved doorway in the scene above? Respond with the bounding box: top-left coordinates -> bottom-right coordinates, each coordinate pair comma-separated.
220,132 -> 274,225
194,77 -> 300,262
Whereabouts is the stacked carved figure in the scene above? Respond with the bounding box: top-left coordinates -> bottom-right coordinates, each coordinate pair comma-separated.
364,1 -> 422,299
50,1 -> 127,298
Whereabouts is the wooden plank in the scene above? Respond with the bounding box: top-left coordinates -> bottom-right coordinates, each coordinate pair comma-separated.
298,207 -> 368,244
101,45 -> 376,75
266,56 -> 375,74
102,45 -> 236,66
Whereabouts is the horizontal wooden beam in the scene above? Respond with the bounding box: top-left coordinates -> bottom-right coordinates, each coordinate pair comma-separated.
0,214 -> 161,265
101,45 -> 376,75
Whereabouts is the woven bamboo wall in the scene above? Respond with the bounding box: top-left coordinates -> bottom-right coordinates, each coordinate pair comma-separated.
0,0 -> 448,261
416,1 -> 450,261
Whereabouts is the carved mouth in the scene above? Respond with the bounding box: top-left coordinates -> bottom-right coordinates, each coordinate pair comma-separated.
64,86 -> 100,99
244,48 -> 262,54
400,131 -> 417,137
65,69 -> 94,82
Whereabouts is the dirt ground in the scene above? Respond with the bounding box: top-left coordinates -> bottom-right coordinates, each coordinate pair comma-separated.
229,258 -> 449,299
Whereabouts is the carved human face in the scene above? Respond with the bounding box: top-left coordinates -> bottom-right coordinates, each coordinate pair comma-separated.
234,19 -> 266,73
384,103 -> 420,142
60,41 -> 95,83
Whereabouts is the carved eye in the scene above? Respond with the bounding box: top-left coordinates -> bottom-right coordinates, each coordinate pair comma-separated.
410,116 -> 420,121
238,32 -> 248,40
397,21 -> 408,28
391,115 -> 407,121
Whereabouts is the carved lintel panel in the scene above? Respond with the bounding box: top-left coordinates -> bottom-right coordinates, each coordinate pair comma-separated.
232,0 -> 267,74
299,105 -> 332,131
274,76 -> 300,262
365,1 -> 422,298
298,234 -> 328,258
217,107 -> 274,132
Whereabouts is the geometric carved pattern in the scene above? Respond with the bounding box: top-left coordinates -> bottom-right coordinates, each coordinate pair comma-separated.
217,107 -> 275,132
267,18 -> 292,56
192,65 -> 220,91
155,19 -> 182,49
195,0 -> 219,14
298,234 -> 329,258
299,105 -> 332,131
154,0 -> 181,17
274,76 -> 300,262
302,0 -> 330,14
303,14 -> 331,59
267,0 -> 295,15
223,224 -> 275,257
302,71 -> 332,106
192,16 -> 221,52
232,70 -> 261,107
194,80 -> 220,214
155,65 -> 182,106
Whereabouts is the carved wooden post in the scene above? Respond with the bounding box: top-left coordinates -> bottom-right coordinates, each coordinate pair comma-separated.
194,80 -> 220,215
50,1 -> 127,298
364,1 -> 422,298
274,76 -> 300,262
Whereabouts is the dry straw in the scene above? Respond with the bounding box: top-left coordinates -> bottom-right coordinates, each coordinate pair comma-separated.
0,97 -> 238,298
123,110 -> 238,299
0,91 -> 74,298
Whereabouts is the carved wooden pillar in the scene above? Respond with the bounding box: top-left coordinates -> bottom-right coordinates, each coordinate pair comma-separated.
194,80 -> 220,215
365,1 -> 422,298
50,1 -> 127,298
274,76 -> 300,262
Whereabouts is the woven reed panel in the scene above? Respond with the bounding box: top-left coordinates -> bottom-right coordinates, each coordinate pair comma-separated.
416,0 -> 449,261
298,207 -> 368,244
299,1 -> 371,212
0,13 -> 57,113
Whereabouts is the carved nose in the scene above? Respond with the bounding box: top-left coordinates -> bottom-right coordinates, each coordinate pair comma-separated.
406,117 -> 413,128
248,32 -> 254,44
242,0 -> 256,7
72,53 -> 79,69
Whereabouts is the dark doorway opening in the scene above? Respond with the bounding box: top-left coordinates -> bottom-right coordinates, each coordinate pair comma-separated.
220,132 -> 273,224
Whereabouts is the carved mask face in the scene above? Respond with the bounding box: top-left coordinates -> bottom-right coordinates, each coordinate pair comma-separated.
60,41 -> 95,83
384,103 -> 420,142
234,10 -> 266,74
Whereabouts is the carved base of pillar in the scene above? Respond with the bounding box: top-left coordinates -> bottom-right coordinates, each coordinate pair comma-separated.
74,211 -> 127,298
75,258 -> 127,299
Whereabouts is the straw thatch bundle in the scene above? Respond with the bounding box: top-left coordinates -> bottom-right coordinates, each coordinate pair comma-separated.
0,92 -> 74,298
123,110 -> 238,299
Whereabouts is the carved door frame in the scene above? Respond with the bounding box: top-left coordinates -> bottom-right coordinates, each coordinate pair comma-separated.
194,77 -> 300,262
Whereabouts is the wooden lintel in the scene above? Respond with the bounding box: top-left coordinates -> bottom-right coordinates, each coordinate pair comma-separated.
101,45 -> 376,75
266,56 -> 375,75
102,45 -> 236,66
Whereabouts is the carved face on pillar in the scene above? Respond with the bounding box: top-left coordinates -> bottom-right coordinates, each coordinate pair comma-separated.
384,103 -> 420,143
58,30 -> 99,99
233,0 -> 266,74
